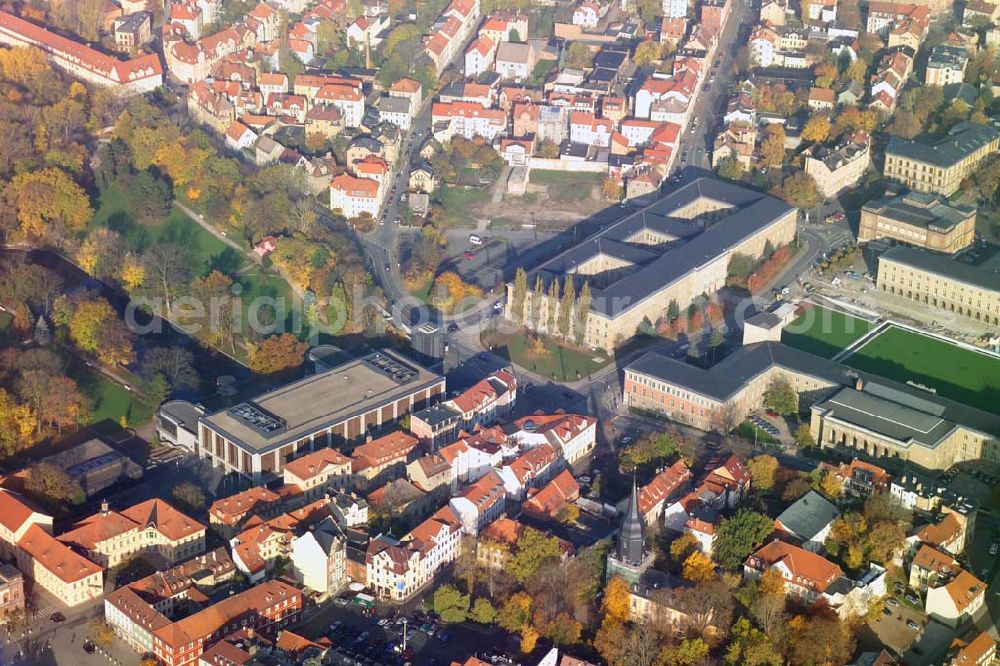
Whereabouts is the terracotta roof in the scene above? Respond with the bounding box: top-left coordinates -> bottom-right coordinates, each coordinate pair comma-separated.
941,570 -> 986,613
351,431 -> 418,471
451,378 -> 500,413
226,121 -> 254,142
949,631 -> 996,665
916,513 -> 962,548
390,77 -> 421,93
480,516 -> 524,546
0,10 -> 162,84
745,540 -> 843,593
912,544 -> 957,574
456,470 -> 506,515
283,447 -> 351,481
0,490 -> 41,535
467,35 -> 494,55
58,510 -> 138,550
407,506 -> 460,553
122,499 -> 205,542
638,460 -> 692,515
18,524 -> 102,583
523,469 -> 580,518
506,443 -> 558,484
209,487 -> 280,526
153,579 -> 300,648
330,173 -> 379,198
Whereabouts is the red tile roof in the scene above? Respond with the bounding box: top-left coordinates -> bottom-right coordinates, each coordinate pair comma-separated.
19,524 -> 102,583
638,460 -> 692,515
745,540 -> 843,594
523,469 -> 580,518
0,10 -> 162,84
283,447 -> 351,481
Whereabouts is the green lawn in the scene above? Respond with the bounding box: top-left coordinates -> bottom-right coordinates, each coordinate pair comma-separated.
781,305 -> 874,359
528,170 -> 603,203
435,186 -> 491,226
503,332 -> 610,381
843,326 -> 1000,415
91,183 -> 242,278
69,362 -> 154,431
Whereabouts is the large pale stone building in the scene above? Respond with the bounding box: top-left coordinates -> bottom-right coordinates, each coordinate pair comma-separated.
859,192 -> 976,254
876,246 -> 1000,324
624,341 -> 1000,472
506,178 -> 797,352
884,122 -> 1000,196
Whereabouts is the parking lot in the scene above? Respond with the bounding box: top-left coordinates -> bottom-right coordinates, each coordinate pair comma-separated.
299,598 -> 516,666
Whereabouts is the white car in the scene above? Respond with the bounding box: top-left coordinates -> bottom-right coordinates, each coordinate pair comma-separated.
990,544 -> 998,556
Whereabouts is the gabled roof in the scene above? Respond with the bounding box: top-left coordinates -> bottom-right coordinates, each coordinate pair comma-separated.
638,460 -> 692,515
0,490 -> 44,535
19,524 -> 102,583
284,447 -> 351,481
745,540 -> 843,593
523,469 -> 580,518
938,569 -> 986,613
774,490 -> 840,543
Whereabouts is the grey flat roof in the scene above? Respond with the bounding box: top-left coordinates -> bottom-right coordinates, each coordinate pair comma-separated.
816,386 -> 957,448
628,341 -> 850,402
201,350 -> 442,455
880,245 -> 1000,292
886,121 -> 1000,168
863,191 -> 974,233
627,341 -> 1000,440
530,178 -> 793,318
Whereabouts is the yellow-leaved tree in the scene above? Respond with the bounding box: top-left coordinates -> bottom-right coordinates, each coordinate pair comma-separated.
9,168 -> 93,238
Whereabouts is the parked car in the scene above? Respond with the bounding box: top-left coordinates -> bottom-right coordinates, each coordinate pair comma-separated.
886,598 -> 899,607
906,620 -> 920,630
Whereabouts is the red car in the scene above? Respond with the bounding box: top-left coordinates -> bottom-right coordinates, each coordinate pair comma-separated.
464,250 -> 475,260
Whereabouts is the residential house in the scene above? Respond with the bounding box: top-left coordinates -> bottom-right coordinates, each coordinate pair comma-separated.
282,447 -> 353,501
804,136 -> 871,199
926,45 -> 969,86
909,544 -> 958,592
808,87 -> 836,111
498,443 -> 561,500
208,487 -> 282,538
830,458 -> 891,497
570,111 -> 613,147
330,173 -> 381,219
409,162 -> 438,193
290,516 -> 346,597
925,569 -> 986,626
465,35 -> 496,76
438,428 -> 506,490
448,470 -> 507,534
351,431 -> 419,487
522,469 -> 580,521
773,490 -> 840,552
743,540 -> 844,605
366,506 -> 462,601
431,101 -> 507,141
572,1 -> 605,27
507,412 -> 597,466
946,631 -> 997,666
637,460 -> 692,526
495,41 -> 534,80
225,120 -> 257,151
388,78 -> 423,114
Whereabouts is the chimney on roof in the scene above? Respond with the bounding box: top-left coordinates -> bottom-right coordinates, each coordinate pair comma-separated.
101,499 -> 109,515
855,377 -> 864,391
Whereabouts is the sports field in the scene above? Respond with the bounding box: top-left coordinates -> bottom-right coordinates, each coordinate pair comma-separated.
780,305 -> 875,359
843,326 -> 1000,415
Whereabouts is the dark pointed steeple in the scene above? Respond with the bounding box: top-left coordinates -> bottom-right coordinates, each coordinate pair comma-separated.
617,475 -> 646,567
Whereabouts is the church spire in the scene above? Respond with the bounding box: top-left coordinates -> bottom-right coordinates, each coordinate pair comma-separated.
617,474 -> 646,567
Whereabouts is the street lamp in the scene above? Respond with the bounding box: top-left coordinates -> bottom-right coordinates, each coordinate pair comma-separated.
401,617 -> 408,653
